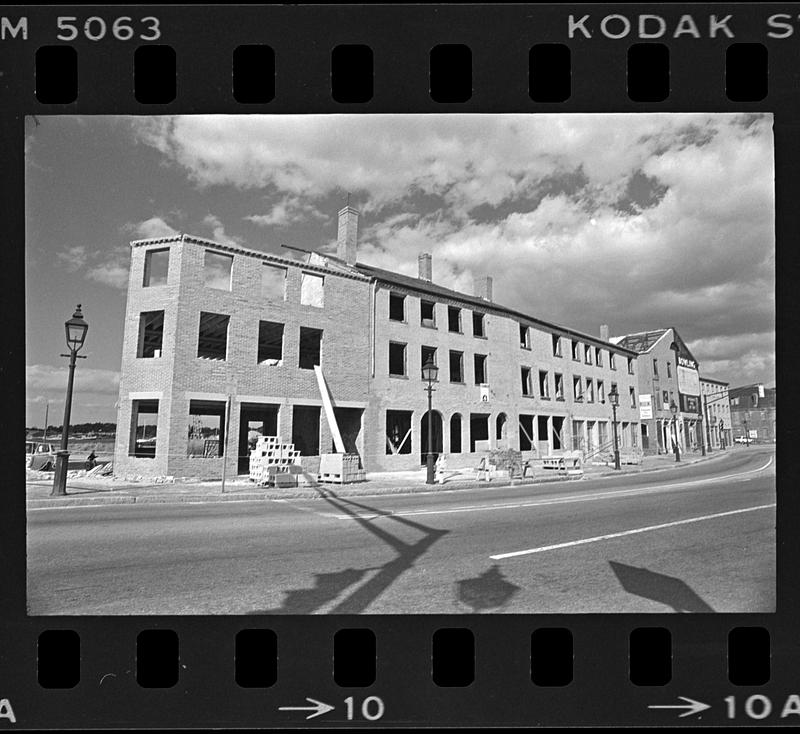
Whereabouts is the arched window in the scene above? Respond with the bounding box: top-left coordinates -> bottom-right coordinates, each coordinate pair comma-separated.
450,413 -> 462,453
496,412 -> 507,442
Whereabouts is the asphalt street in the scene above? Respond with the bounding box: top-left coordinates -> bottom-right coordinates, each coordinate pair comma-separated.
27,447 -> 776,614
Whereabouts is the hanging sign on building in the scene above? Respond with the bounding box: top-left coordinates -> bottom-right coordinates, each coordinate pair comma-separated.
677,356 -> 700,396
639,393 -> 653,420
480,384 -> 490,402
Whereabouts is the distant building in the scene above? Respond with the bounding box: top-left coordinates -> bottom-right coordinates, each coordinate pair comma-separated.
699,377 -> 732,450
113,206 -> 641,479
729,383 -> 776,443
610,327 -> 703,454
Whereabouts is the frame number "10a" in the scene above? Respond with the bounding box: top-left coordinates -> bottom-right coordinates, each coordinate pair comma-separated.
344,696 -> 385,721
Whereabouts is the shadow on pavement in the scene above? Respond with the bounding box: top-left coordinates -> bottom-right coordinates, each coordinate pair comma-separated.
454,564 -> 521,612
252,489 -> 449,614
609,560 -> 715,612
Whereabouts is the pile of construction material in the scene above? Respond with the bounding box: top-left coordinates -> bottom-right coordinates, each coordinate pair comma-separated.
249,436 -> 302,487
318,453 -> 365,484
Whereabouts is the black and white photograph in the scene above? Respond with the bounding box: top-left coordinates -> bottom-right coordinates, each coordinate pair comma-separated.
25,112 -> 776,615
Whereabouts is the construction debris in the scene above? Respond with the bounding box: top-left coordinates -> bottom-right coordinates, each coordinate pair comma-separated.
249,436 -> 302,487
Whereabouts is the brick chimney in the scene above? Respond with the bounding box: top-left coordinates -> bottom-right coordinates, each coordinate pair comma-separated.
474,276 -> 493,302
418,252 -> 432,281
600,324 -> 609,342
337,205 -> 359,265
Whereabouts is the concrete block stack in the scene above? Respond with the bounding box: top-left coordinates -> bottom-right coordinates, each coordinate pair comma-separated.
249,436 -> 301,486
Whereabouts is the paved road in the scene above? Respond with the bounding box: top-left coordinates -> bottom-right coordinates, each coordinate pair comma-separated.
27,448 -> 776,614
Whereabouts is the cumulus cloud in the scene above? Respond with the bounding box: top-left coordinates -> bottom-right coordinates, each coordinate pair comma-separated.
246,195 -> 328,228
127,216 -> 180,239
26,364 -> 120,394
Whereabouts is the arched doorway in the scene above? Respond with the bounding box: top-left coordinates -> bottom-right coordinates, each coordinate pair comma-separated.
450,413 -> 462,453
420,410 -> 443,466
496,412 -> 508,447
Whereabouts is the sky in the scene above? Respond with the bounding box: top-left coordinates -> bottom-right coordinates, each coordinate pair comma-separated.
25,113 -> 775,425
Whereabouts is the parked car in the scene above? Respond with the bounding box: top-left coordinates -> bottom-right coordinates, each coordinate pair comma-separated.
734,436 -> 752,445
25,441 -> 58,470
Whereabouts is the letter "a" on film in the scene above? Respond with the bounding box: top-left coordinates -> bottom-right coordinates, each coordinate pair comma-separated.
0,699 -> 16,723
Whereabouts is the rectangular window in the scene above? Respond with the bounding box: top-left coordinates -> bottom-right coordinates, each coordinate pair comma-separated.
472,312 -> 485,338
521,367 -> 532,396
519,414 -> 535,452
609,352 -> 616,370
552,334 -> 562,357
586,378 -> 595,403
420,300 -> 436,328
555,373 -> 564,400
187,400 -> 226,457
421,345 -> 437,376
448,306 -> 461,333
143,248 -> 169,287
653,359 -> 659,377
292,405 -> 320,456
666,361 -> 672,378
389,292 -> 406,321
137,310 -> 164,358
598,380 -> 605,403
595,347 -> 603,366
300,272 -> 324,307
204,250 -> 233,290
628,357 -> 635,375
572,340 -> 580,361
662,390 -> 669,406
262,264 -> 287,301
584,344 -> 592,364
449,350 -> 464,383
573,376 -> 584,400
520,324 -> 530,349
389,341 -> 407,376
630,387 -> 637,408
386,410 -> 412,455
474,354 -> 487,384
257,320 -> 284,364
299,327 -> 322,369
538,370 -> 550,398
129,400 -> 158,458
197,312 -> 229,360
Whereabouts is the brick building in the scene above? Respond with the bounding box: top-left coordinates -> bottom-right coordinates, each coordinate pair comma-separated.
114,206 -> 641,478
700,377 -> 732,449
729,383 -> 776,444
610,328 -> 704,454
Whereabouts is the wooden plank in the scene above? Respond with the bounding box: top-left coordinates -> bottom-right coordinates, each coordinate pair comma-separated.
313,364 -> 346,453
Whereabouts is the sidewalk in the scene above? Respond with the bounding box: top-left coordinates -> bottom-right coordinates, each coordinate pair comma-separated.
26,448 -> 733,509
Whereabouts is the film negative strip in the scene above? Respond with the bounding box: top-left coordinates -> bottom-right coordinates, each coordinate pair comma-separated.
0,2 -> 793,729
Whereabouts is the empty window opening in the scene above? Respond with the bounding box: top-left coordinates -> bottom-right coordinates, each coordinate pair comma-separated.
299,327 -> 323,369
610,352 -> 616,370
666,361 -> 672,378
474,354 -> 487,384
187,400 -> 226,458
204,250 -> 233,290
386,410 -> 412,455
598,380 -> 605,403
262,264 -> 287,301
472,312 -> 485,337
197,312 -> 229,360
389,292 -> 406,321
586,378 -> 595,403
520,324 -> 530,349
469,413 -> 489,452
571,340 -> 580,360
537,416 -> 549,451
552,416 -> 564,450
521,367 -> 532,396
421,345 -> 437,376
143,248 -> 169,287
496,412 -> 508,442
420,410 -> 443,466
630,387 -> 637,407
389,342 -> 407,376
653,359 -> 659,377
539,370 -> 550,398
258,321 -> 284,364
595,347 -> 603,366
449,350 -> 464,383
238,403 -> 279,474
552,334 -> 562,357
519,414 -> 534,452
584,344 -> 592,364
555,373 -> 564,400
129,400 -> 158,458
292,405 -> 320,456
333,407 -> 363,455
450,413 -> 462,453
421,300 -> 436,328
628,357 -> 635,375
300,272 -> 324,307
573,376 -> 584,400
448,306 -> 461,333
137,310 -> 164,358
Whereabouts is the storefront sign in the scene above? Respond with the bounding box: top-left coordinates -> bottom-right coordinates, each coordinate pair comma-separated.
639,393 -> 653,419
677,364 -> 700,396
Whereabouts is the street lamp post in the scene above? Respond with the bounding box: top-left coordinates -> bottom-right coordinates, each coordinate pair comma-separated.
670,400 -> 681,462
743,416 -> 750,447
51,305 -> 89,497
608,384 -> 621,471
422,357 -> 439,484
703,395 -> 712,453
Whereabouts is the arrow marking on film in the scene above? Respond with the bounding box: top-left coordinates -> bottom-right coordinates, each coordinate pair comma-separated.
278,697 -> 335,720
648,696 -> 711,717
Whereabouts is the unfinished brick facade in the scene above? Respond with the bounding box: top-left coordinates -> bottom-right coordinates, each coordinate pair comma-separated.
114,207 -> 641,478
